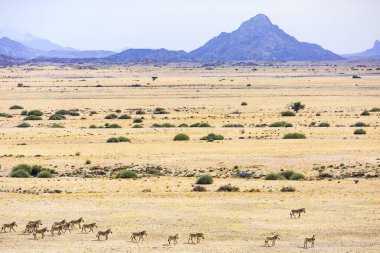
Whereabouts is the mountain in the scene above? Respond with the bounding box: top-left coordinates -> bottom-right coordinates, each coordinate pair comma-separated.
189,14 -> 343,61
0,37 -> 115,59
0,37 -> 42,59
0,54 -> 21,66
106,48 -> 189,62
343,40 -> 380,59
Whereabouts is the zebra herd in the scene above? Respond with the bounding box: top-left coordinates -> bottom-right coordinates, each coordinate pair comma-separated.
1,207 -> 316,248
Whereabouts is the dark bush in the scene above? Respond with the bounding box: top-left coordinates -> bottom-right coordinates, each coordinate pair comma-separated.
106,124 -> 122,128
49,114 -> 66,120
10,169 -> 30,178
115,170 -> 137,179
132,124 -> 143,128
178,123 -> 188,127
317,122 -> 330,127
37,170 -> 53,178
319,172 -> 333,178
217,184 -> 239,192
107,136 -> 131,143
135,109 -> 145,115
200,133 -> 224,141
28,110 -> 43,116
105,114 -> 118,119
17,122 -> 31,128
0,113 -> 12,118
115,109 -> 122,113
281,111 -> 296,116
223,124 -> 244,128
290,102 -> 305,113
133,118 -> 143,123
173,133 -> 190,141
354,129 -> 366,135
146,169 -> 164,176
265,173 -> 284,180
289,173 -> 305,180
24,115 -> 42,120
55,110 -> 79,116
151,123 -> 175,128
10,105 -> 23,109
283,133 -> 306,139
153,107 -> 169,114
351,122 -> 369,127
21,110 -> 28,115
196,175 -> 213,184
190,122 -> 211,127
269,121 -> 293,127
50,123 -> 64,128
281,186 -> 296,192
369,107 -> 380,112
360,110 -> 370,116
118,114 -> 131,119
85,160 -> 91,165
241,102 -> 247,106
193,186 -> 207,192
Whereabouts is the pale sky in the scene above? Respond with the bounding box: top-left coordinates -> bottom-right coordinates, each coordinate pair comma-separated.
0,0 -> 379,54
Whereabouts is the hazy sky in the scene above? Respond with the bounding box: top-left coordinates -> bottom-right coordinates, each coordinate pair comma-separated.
0,0 -> 379,54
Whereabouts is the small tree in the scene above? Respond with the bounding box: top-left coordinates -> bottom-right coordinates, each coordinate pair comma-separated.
290,102 -> 305,113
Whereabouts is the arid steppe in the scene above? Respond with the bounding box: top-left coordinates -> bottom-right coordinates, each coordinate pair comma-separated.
0,63 -> 380,252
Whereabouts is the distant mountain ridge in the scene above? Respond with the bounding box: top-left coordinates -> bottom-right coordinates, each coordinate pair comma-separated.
343,40 -> 380,59
0,14 -> 348,62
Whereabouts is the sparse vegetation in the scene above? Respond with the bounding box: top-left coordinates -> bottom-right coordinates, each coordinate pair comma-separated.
37,170 -> 53,178
360,110 -> 370,116
115,170 -> 137,179
55,109 -> 79,116
281,186 -> 296,192
196,175 -> 213,184
105,113 -> 118,119
265,171 -> 305,180
350,122 -> 369,127
317,122 -> 330,127
118,114 -> 132,119
192,185 -> 207,192
106,123 -> 122,128
269,121 -> 293,127
223,124 -> 244,127
133,118 -> 143,123
151,123 -> 176,128
10,164 -> 55,178
17,122 -> 31,128
200,133 -> 224,141
107,136 -> 131,143
153,107 -> 169,114
135,109 -> 145,115
132,124 -> 143,128
369,107 -> 380,112
178,123 -> 188,127
190,122 -> 211,127
283,133 -> 306,139
354,129 -> 366,135
27,110 -> 43,116
281,111 -> 296,116
319,172 -> 333,178
49,114 -> 66,120
173,133 -> 190,141
217,184 -> 239,192
85,160 -> 91,165
0,113 -> 12,118
24,115 -> 42,120
9,105 -> 23,109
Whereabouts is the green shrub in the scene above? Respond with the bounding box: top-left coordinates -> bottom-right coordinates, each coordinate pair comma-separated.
135,109 -> 145,115
55,110 -> 79,116
178,123 -> 188,127
115,170 -> 137,179
281,186 -> 296,192
278,170 -> 295,180
106,123 -> 122,128
173,133 -> 190,141
50,123 -> 64,128
151,123 -> 175,128
290,102 -> 305,113
283,133 -> 306,139
37,170 -> 53,178
132,124 -> 143,128
105,114 -> 118,119
89,125 -> 97,128
193,185 -> 207,192
115,109 -> 122,113
265,173 -> 284,180
85,160 -> 91,165
369,107 -> 380,112
28,110 -> 43,116
269,121 -> 293,127
146,169 -> 164,176
319,172 -> 333,178
360,110 -> 370,116
289,173 -> 305,180
0,113 -> 12,118
241,102 -> 247,106
317,122 -> 330,127
190,122 -> 211,127
153,107 -> 169,114
17,122 -> 31,128
196,175 -> 213,184
354,129 -> 366,135
24,115 -> 42,120
10,105 -> 23,109
223,124 -> 244,128
118,114 -> 131,119
281,111 -> 296,116
217,184 -> 239,192
200,133 -> 224,141
133,118 -> 143,123
10,169 -> 30,178
106,136 -> 130,143
351,122 -> 369,127
11,164 -> 32,173
49,114 -> 66,120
